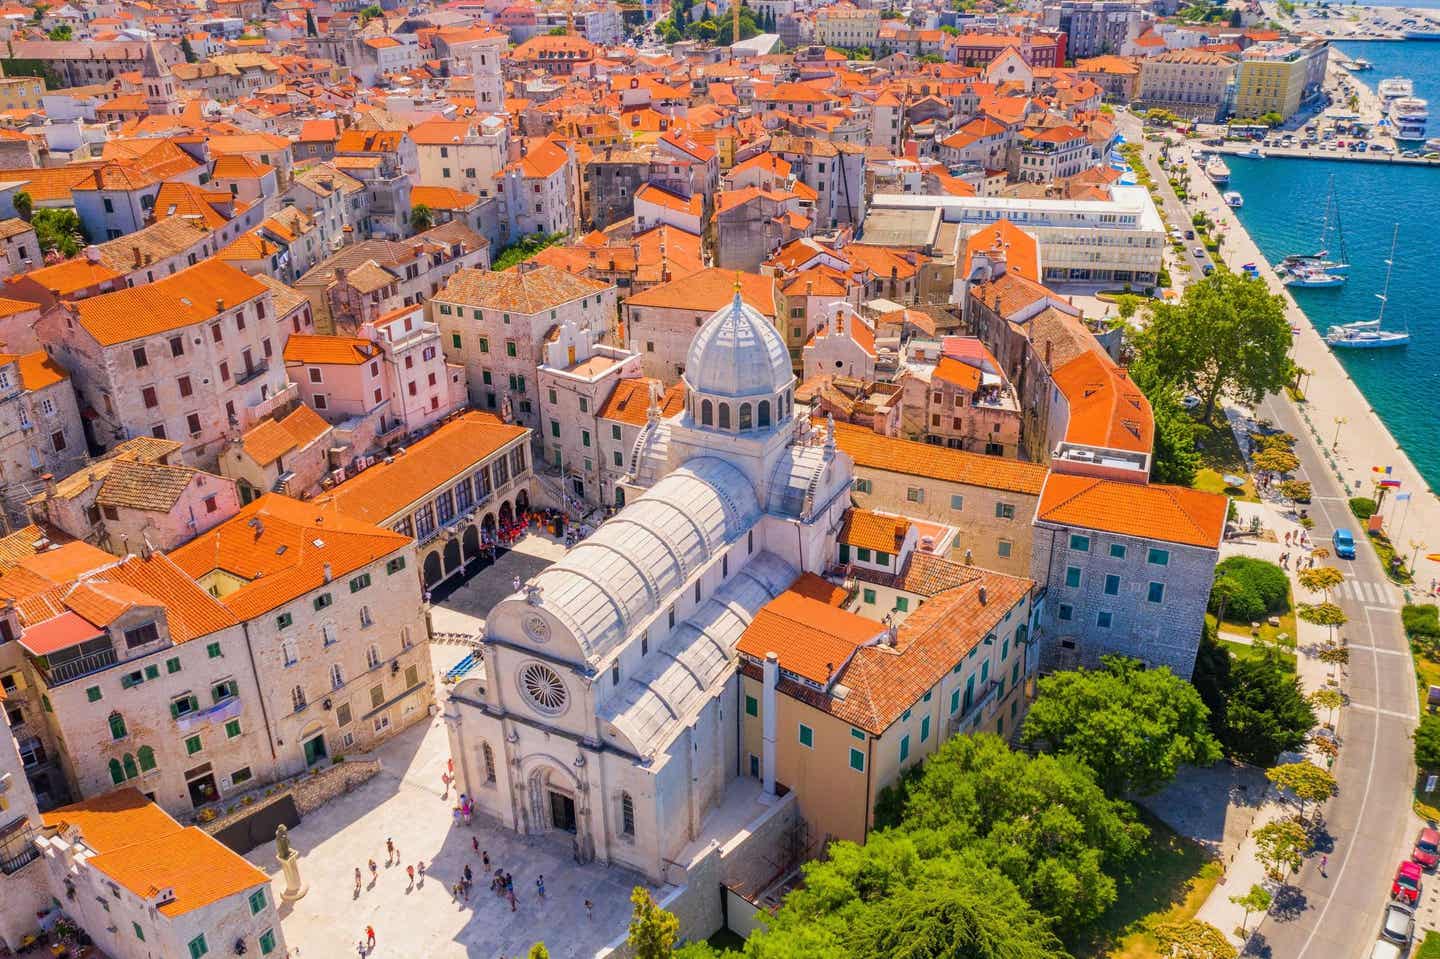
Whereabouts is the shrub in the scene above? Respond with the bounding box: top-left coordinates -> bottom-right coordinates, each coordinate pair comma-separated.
1211,556 -> 1290,621
1350,497 -> 1377,521
1404,604 -> 1440,640
1417,714 -> 1440,770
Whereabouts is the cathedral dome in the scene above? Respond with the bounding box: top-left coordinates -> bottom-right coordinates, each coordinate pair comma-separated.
684,289 -> 793,400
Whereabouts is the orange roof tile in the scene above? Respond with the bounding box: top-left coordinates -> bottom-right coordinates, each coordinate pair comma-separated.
736,588 -> 886,686
839,508 -> 907,554
831,420 -> 1046,495
282,334 -> 380,365
1037,472 -> 1226,549
73,260 -> 268,347
1051,351 -> 1152,454
597,377 -> 684,426
622,267 -> 776,318
90,826 -> 269,917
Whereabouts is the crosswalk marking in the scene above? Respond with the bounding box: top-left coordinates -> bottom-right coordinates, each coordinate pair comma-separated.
1336,579 -> 1394,605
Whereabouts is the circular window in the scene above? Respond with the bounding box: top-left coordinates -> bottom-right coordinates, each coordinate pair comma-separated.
522,613 -> 551,643
519,663 -> 568,715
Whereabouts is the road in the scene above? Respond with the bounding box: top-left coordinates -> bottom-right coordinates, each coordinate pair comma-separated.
1118,114 -> 1213,280
1121,120 -> 1420,956
1242,395 -> 1417,959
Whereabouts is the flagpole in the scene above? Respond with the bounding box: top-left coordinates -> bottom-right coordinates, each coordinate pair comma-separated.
1396,494 -> 1414,545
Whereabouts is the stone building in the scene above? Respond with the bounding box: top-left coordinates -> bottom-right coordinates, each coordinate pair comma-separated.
622,268 -> 778,383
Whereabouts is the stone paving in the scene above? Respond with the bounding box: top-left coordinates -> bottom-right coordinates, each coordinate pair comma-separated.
248,541 -> 653,959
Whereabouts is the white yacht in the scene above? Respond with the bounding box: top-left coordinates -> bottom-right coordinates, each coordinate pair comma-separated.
1205,155 -> 1231,185
1379,76 -> 1415,111
1391,97 -> 1429,141
1340,57 -> 1374,70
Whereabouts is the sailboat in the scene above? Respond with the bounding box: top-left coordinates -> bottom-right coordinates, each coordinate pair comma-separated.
1326,224 -> 1409,349
1280,175 -> 1350,283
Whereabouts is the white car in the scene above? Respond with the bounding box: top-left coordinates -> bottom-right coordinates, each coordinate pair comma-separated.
1382,902 -> 1415,945
1369,940 -> 1402,959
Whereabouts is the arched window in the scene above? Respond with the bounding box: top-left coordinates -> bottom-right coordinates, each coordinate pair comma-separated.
615,488 -> 626,508
330,664 -> 344,690
108,758 -> 125,785
483,742 -> 496,783
621,791 -> 635,836
701,399 -> 713,426
292,685 -> 307,712
137,746 -> 155,772
122,753 -> 138,780
739,403 -> 752,430
367,644 -> 381,670
758,400 -> 771,428
281,639 -> 298,667
718,404 -> 731,429
108,712 -> 127,741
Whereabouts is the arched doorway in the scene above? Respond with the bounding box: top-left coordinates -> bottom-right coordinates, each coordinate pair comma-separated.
615,487 -> 625,508
516,488 -> 530,515
443,538 -> 462,574
462,524 -> 480,562
499,500 -> 514,527
422,551 -> 443,588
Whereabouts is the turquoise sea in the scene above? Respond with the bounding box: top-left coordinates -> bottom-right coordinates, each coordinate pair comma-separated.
1222,41 -> 1440,487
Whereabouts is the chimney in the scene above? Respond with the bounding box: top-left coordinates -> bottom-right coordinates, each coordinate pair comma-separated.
761,651 -> 778,798
978,585 -> 988,605
132,245 -> 142,268
323,563 -> 333,583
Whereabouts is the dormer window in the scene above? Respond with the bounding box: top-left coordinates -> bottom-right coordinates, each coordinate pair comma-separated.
123,622 -> 159,649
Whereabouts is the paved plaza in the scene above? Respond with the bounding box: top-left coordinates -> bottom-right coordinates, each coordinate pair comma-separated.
430,533 -> 570,634
246,538 -> 656,959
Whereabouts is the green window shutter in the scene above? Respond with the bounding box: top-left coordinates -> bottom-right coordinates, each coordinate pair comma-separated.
86,686 -> 102,702
862,588 -> 876,604
920,716 -> 930,742
109,758 -> 125,785
166,657 -> 181,673
875,550 -> 889,566
226,719 -> 242,739
144,664 -> 159,680
188,934 -> 208,959
249,889 -> 267,915
41,695 -> 51,712
109,714 -> 127,740
839,543 -> 850,563
857,547 -> 871,562
277,612 -> 292,629
744,695 -> 758,717
349,574 -> 370,592
895,597 -> 909,612
133,923 -> 145,942
849,747 -> 865,772
169,700 -> 180,719
137,746 -> 155,771
451,333 -> 461,348
899,734 -> 909,762
950,688 -> 960,714
207,642 -> 222,658
259,930 -> 275,955
798,724 -> 813,748
185,735 -> 202,756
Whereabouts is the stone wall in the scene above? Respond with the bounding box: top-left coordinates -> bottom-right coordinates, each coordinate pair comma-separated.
198,758 -> 382,837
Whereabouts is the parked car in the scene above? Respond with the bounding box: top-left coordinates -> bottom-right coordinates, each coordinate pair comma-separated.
1185,229 -> 1195,239
1193,247 -> 1206,257
1393,860 -> 1423,904
1333,528 -> 1357,560
1370,939 -> 1402,959
1201,263 -> 1215,276
1382,902 -> 1415,944
1414,826 -> 1439,869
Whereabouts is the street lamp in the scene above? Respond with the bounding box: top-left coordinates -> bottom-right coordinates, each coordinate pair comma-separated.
1332,416 -> 1347,451
1411,541 -> 1426,577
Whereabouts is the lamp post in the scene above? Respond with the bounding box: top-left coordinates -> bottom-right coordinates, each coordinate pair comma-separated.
1332,416 -> 1347,451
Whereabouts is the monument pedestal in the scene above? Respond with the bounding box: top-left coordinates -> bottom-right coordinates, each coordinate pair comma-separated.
278,850 -> 308,903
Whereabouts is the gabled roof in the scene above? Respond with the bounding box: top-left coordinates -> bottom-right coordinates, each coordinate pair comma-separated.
72,260 -> 268,347
283,334 -> 380,365
436,264 -> 608,314
1036,472 -> 1226,549
831,420 -> 1046,495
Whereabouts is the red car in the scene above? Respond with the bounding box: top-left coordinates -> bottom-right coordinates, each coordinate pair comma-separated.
1415,827 -> 1440,870
1394,860 -> 1424,904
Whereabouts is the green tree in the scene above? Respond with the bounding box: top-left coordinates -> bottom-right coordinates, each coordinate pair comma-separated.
12,190 -> 31,222
306,8 -> 318,36
1230,883 -> 1272,934
1298,602 -> 1347,640
1266,762 -> 1337,820
1415,713 -> 1440,769
31,208 -> 84,257
1154,918 -> 1238,959
1195,638 -> 1315,767
1145,385 -> 1201,485
627,887 -> 678,959
1309,687 -> 1344,727
358,3 -> 382,24
527,945 -> 550,959
880,733 -> 1146,934
1317,643 -> 1349,670
1254,818 -> 1309,880
409,204 -> 434,232
1252,446 -> 1299,477
180,36 -> 198,63
1259,111 -> 1284,128
46,24 -> 70,40
1021,656 -> 1221,797
548,25 -> 569,34
1130,270 -> 1292,425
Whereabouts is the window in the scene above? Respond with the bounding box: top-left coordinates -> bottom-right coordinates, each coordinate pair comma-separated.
950,494 -> 964,510
206,641 -> 222,659
137,745 -> 155,771
51,430 -> 65,452
997,539 -> 1013,558
621,792 -> 635,836
849,747 -> 865,772
906,486 -> 924,503
482,742 -> 496,782
184,734 -> 202,755
225,719 -> 242,739
862,588 -> 876,605
1064,566 -> 1081,589
322,624 -> 337,647
1097,611 -> 1113,628
249,888 -> 267,915
854,478 -> 872,493
188,934 -> 208,959
367,644 -> 381,669
387,556 -> 406,575
370,685 -> 384,708
314,593 -> 333,611
132,346 -> 148,368
1103,574 -> 1120,596
920,716 -> 930,742
1109,543 -> 1127,560
125,622 -> 159,648
611,424 -> 622,441
133,922 -> 145,942
259,930 -> 276,955
1148,548 -> 1170,566
895,596 -> 909,613
995,502 -> 1015,519
291,685 -> 306,712
745,695 -> 758,717
1070,534 -> 1090,552
108,712 -> 127,740
170,695 -> 200,718
798,723 -> 814,748
186,413 -> 202,436
1147,582 -> 1166,603
1058,603 -> 1073,621
170,335 -> 184,357
276,612 -> 292,630
405,665 -> 419,687
349,573 -> 371,593
899,734 -> 910,762
86,685 -> 102,702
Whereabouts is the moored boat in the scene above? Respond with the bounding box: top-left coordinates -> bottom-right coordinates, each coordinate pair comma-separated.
1205,155 -> 1230,185
1327,225 -> 1408,349
1224,191 -> 1244,208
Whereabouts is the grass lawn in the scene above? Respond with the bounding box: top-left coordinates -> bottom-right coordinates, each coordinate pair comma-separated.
1071,810 -> 1223,959
1419,930 -> 1440,959
1208,608 -> 1298,650
1191,420 -> 1259,502
1415,653 -> 1440,720
1220,637 -> 1298,675
1412,654 -> 1440,820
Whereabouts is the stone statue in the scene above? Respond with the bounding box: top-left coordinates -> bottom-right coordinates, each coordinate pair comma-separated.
274,824 -> 308,903
274,824 -> 291,860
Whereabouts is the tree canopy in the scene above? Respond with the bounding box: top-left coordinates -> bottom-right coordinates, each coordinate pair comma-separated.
1192,633 -> 1314,766
628,887 -> 679,959
877,733 -> 1147,934
1254,818 -> 1308,880
1266,762 -> 1336,819
31,208 -> 85,258
1130,270 -> 1292,425
1416,713 -> 1440,770
1021,656 -> 1220,796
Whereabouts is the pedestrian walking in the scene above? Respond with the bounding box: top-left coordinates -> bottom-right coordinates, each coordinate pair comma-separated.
472,836 -> 479,854
464,864 -> 473,885
354,867 -> 363,893
407,864 -> 416,888
585,899 -> 594,920
508,888 -> 518,912
536,875 -> 546,899
482,850 -> 490,871
386,838 -> 395,865
358,940 -> 366,957
418,860 -> 427,886
504,872 -> 513,894
1321,855 -> 1328,876
366,927 -> 375,948
369,859 -> 378,882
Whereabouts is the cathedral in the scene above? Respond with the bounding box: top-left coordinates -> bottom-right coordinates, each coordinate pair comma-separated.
444,288 -> 854,881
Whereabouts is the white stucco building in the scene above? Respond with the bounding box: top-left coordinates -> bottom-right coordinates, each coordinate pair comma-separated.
445,289 -> 856,883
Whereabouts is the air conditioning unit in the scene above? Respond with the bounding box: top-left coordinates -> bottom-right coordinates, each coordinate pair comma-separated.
330,468 -> 346,484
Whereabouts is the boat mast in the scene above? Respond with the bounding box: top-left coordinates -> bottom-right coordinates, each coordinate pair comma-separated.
1377,223 -> 1398,330
1331,177 -> 1349,266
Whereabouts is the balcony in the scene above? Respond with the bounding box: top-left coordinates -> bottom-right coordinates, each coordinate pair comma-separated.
42,646 -> 118,685
948,680 -> 1001,736
175,695 -> 242,734
234,360 -> 269,387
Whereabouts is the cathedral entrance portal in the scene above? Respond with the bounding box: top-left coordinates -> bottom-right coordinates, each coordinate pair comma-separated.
549,790 -> 577,833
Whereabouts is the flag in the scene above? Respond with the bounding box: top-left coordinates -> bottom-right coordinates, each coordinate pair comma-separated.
1373,465 -> 1388,473
1380,479 -> 1401,488
1396,492 -> 1412,502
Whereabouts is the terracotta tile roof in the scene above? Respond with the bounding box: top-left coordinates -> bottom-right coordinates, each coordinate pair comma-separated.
894,551 -> 986,596
92,217 -> 216,275
787,570 -> 848,606
315,411 -> 528,526
622,267 -> 776,318
831,420 -> 1046,495
95,458 -> 198,513
42,788 -> 182,854
282,334 -> 380,365
839,508 -> 907,554
597,377 -> 683,426
409,185 -> 478,210
634,183 -> 701,217
5,350 -> 67,390
241,404 -> 331,467
736,588 -> 887,686
19,609 -> 105,655
1051,350 -> 1152,454
86,553 -> 238,643
436,265 -> 608,315
1037,473 -> 1226,550
17,258 -> 123,297
933,354 -> 981,392
73,260 -> 268,347
170,494 -> 410,619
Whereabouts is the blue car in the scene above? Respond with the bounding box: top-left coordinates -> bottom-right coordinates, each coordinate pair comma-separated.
1333,528 -> 1356,560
